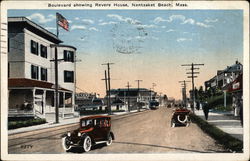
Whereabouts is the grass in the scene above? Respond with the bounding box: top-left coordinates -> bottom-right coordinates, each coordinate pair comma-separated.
190,114 -> 243,152
8,118 -> 47,130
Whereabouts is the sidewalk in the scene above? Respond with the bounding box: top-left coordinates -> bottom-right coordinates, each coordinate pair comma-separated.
194,108 -> 243,141
8,108 -> 148,135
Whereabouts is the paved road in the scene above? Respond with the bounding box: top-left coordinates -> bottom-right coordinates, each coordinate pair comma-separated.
8,106 -> 227,154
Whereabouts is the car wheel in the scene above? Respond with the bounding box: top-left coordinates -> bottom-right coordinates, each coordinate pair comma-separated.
82,136 -> 92,152
62,137 -> 72,151
106,134 -> 113,146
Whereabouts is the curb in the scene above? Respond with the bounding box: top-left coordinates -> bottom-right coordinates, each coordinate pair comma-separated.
8,108 -> 150,136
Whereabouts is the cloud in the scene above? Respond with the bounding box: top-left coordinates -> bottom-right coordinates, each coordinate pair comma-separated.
136,24 -> 157,29
107,14 -> 140,25
45,27 -> 56,30
205,18 -> 218,23
98,21 -> 117,26
153,17 -> 168,24
89,27 -> 99,32
153,14 -> 213,28
71,25 -> 86,31
74,17 -> 80,20
177,38 -> 192,42
27,13 -> 55,24
168,15 -> 186,22
166,29 -> 175,32
82,19 -> 94,24
182,18 -> 195,25
196,22 -> 211,28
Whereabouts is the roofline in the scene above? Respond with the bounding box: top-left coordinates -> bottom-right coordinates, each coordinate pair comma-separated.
8,17 -> 63,43
54,44 -> 77,50
80,115 -> 111,120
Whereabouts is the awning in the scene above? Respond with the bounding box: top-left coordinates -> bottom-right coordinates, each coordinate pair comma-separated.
8,78 -> 72,92
223,74 -> 242,93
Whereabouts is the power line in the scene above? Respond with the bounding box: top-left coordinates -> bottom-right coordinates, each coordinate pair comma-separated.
181,63 -> 204,113
135,79 -> 143,111
125,82 -> 132,112
102,62 -> 114,115
178,80 -> 190,108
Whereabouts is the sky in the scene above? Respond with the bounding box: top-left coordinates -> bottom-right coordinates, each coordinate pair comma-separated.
8,9 -> 243,99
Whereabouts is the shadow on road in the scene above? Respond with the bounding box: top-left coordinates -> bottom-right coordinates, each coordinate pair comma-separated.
113,141 -> 227,153
68,143 -> 107,153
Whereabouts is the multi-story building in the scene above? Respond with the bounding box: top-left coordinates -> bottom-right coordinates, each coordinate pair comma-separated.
205,61 -> 243,91
8,17 -> 77,120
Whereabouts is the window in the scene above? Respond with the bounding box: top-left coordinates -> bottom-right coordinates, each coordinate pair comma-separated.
31,65 -> 39,80
41,67 -> 47,81
64,50 -> 74,62
8,38 -> 10,52
40,44 -> 47,58
30,40 -> 39,55
64,70 -> 74,83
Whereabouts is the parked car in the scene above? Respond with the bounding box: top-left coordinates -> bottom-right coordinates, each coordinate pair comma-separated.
171,108 -> 191,127
149,100 -> 159,110
62,115 -> 115,152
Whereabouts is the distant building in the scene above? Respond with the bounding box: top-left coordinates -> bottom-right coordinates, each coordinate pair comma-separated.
75,92 -> 103,110
8,17 -> 77,120
108,88 -> 157,110
205,61 -> 243,91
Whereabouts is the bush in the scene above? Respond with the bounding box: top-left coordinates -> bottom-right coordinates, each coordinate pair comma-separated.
8,118 -> 47,130
190,114 -> 243,152
206,94 -> 232,109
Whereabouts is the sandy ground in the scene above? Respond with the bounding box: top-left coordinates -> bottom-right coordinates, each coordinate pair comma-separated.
8,106 -> 226,154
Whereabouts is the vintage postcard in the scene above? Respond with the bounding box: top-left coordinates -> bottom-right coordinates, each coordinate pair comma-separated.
0,0 -> 249,161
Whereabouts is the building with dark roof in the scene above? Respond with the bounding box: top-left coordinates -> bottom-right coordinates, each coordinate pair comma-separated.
8,17 -> 77,120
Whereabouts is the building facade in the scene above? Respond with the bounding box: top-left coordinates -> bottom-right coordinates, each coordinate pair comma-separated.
8,17 -> 77,120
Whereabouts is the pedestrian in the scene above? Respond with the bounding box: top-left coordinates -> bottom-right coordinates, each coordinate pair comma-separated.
196,101 -> 200,110
203,101 -> 209,120
239,98 -> 243,126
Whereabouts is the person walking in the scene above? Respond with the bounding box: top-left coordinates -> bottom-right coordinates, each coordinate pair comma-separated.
239,98 -> 243,126
203,101 -> 209,120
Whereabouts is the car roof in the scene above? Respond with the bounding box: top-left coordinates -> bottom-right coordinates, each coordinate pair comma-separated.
80,115 -> 111,121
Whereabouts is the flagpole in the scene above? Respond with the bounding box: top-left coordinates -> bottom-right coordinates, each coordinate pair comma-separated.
55,13 -> 59,123
56,12 -> 59,37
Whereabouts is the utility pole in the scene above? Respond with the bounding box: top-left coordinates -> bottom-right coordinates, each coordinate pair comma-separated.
152,83 -> 156,100
102,63 -> 114,115
179,80 -> 190,108
181,63 -> 204,113
101,70 -> 109,112
135,80 -> 143,111
126,82 -> 132,112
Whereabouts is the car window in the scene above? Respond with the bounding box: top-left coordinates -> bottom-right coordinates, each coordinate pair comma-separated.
100,119 -> 110,127
81,119 -> 93,127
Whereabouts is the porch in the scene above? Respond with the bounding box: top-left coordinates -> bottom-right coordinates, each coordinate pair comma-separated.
8,88 -> 75,120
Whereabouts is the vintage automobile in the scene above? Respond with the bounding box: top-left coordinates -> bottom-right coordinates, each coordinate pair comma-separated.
149,100 -> 159,110
62,115 -> 115,152
171,108 -> 191,127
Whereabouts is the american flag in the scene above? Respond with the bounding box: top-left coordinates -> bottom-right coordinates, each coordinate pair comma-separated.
56,13 -> 69,31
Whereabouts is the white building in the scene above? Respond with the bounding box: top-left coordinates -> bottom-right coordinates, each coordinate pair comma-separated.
8,17 -> 77,120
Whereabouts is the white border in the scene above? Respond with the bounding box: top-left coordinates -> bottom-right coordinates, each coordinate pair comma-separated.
1,1 -> 249,161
